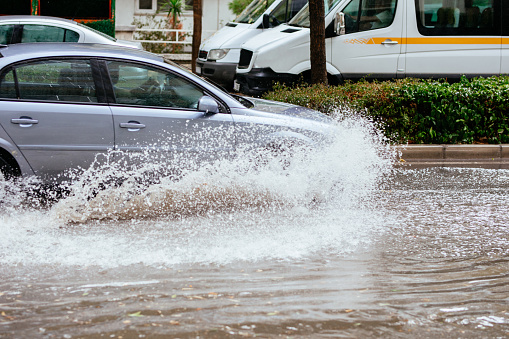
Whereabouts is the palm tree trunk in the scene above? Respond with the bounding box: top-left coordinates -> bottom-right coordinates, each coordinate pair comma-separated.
309,0 -> 327,85
192,0 -> 202,73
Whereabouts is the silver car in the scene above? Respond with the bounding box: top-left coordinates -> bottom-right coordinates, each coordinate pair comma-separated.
0,15 -> 141,49
0,43 -> 332,184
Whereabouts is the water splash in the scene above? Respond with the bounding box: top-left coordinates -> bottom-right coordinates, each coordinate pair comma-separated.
0,111 -> 394,266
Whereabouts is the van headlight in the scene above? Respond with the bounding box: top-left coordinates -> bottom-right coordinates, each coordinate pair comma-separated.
208,49 -> 230,61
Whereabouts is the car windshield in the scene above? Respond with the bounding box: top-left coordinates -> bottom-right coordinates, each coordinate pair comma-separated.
77,22 -> 117,41
288,0 -> 342,27
235,0 -> 276,24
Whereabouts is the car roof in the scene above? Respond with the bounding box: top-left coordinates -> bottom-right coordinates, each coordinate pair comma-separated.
0,43 -> 163,65
0,15 -> 79,25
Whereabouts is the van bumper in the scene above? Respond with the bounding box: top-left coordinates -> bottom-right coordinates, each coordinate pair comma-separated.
195,59 -> 237,90
235,68 -> 298,97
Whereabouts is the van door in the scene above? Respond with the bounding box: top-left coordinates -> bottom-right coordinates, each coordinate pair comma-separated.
405,0 -> 501,79
330,0 -> 404,80
500,1 -> 509,73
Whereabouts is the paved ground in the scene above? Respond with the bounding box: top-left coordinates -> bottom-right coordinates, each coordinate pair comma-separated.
394,144 -> 509,169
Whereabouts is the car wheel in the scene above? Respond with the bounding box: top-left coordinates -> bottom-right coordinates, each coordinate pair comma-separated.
0,155 -> 19,181
256,139 -> 308,170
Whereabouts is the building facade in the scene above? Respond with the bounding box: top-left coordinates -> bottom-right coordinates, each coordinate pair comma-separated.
1,0 -> 116,36
115,0 -> 235,45
1,0 -> 235,45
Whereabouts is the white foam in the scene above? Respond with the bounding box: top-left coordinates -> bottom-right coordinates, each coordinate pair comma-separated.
0,111 -> 394,267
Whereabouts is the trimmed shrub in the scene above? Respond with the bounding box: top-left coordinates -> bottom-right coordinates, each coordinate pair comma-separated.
82,19 -> 115,38
263,77 -> 509,144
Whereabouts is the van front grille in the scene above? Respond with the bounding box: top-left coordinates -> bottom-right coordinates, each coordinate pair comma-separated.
238,49 -> 253,69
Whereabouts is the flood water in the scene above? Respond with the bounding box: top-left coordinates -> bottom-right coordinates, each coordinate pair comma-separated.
1,117 -> 508,338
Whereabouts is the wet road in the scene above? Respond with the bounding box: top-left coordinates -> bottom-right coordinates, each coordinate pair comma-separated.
1,120 -> 508,338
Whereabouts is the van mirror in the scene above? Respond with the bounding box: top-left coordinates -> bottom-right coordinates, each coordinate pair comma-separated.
334,12 -> 346,36
262,14 -> 270,29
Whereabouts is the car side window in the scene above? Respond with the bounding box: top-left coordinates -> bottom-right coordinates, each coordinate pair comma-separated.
415,0 -> 500,36
21,24 -> 80,43
0,69 -> 16,99
343,0 -> 397,33
107,61 -> 204,109
11,59 -> 98,103
64,29 -> 80,42
0,25 -> 14,44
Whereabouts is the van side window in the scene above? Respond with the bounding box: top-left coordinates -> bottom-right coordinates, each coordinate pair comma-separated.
503,1 -> 509,35
343,0 -> 398,33
415,0 -> 500,36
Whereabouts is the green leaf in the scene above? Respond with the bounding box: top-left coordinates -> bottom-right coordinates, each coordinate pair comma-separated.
128,311 -> 144,317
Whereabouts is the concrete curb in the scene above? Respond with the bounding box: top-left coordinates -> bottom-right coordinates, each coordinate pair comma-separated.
394,144 -> 509,169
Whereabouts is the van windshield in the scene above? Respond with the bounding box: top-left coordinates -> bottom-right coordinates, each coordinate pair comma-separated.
288,0 -> 342,27
270,0 -> 309,24
236,0 -> 277,24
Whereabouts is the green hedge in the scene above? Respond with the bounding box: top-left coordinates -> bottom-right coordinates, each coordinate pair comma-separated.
262,77 -> 509,144
82,19 -> 115,38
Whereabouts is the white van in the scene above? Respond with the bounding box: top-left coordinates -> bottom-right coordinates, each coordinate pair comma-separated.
235,0 -> 506,96
196,0 -> 307,90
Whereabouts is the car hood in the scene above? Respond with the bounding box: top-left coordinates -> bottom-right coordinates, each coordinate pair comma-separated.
236,96 -> 332,123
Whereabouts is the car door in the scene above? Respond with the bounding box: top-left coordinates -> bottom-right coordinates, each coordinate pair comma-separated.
103,60 -> 235,169
0,58 -> 114,181
405,0 -> 501,78
330,0 -> 404,80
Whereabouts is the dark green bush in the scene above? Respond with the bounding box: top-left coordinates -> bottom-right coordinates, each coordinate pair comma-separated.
263,77 -> 509,144
82,19 -> 115,38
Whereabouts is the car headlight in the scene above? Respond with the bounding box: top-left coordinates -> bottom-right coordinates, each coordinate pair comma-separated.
207,49 -> 230,61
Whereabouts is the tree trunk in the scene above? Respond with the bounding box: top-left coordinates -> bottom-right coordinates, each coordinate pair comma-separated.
192,0 -> 202,74
309,0 -> 327,85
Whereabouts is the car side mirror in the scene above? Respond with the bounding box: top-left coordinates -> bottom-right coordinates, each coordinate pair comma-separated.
198,96 -> 220,115
334,12 -> 346,36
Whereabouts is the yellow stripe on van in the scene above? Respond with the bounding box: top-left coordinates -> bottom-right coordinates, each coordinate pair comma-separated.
368,37 -> 502,45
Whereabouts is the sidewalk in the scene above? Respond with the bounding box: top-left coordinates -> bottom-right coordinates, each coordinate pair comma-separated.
394,144 -> 509,169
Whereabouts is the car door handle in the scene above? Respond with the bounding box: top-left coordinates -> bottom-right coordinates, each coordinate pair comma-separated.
381,39 -> 398,45
11,117 -> 39,127
120,121 -> 146,130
